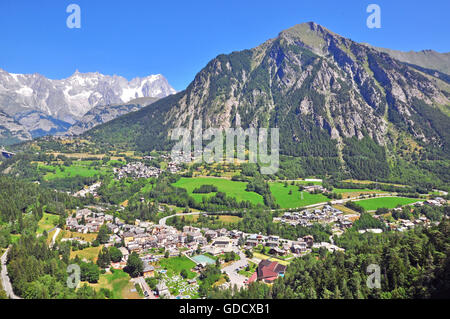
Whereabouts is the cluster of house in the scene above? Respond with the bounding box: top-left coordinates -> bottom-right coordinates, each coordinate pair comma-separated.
386,216 -> 432,232
274,205 -> 354,230
422,197 -> 447,207
244,233 -> 314,256
169,150 -> 198,165
65,207 -> 346,275
312,242 -> 345,253
302,184 -> 327,193
114,162 -> 162,179
121,224 -> 209,256
66,209 -> 114,233
73,182 -> 101,198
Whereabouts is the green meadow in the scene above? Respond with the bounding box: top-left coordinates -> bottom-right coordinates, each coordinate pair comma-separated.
38,163 -> 102,180
355,197 -> 423,211
172,177 -> 264,205
36,212 -> 59,234
269,182 -> 329,209
159,256 -> 197,279
90,269 -> 140,299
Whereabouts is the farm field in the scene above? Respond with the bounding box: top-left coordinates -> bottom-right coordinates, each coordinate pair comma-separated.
342,179 -> 407,188
333,188 -> 387,194
38,163 -> 104,181
333,188 -> 389,199
172,177 -> 264,205
159,256 -> 197,279
355,197 -> 424,211
183,214 -> 242,224
89,269 -> 141,299
217,215 -> 242,223
269,182 -> 329,209
332,204 -> 359,215
61,230 -> 98,242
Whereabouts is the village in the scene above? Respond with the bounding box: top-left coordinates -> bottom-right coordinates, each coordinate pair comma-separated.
61,190 -> 450,300
64,206 -> 348,299
274,205 -> 356,230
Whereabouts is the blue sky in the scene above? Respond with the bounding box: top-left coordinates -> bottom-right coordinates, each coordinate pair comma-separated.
0,0 -> 449,91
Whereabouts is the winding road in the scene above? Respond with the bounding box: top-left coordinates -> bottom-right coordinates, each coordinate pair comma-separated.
159,212 -> 205,226
1,248 -> 21,299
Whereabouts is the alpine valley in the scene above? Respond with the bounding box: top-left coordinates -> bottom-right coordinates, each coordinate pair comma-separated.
84,22 -> 450,187
1,22 -> 449,301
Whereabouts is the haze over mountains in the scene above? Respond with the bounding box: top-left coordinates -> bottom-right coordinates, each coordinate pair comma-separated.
367,45 -> 450,76
0,69 -> 176,144
85,22 -> 450,184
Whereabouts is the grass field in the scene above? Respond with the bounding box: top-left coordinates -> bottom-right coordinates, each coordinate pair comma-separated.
89,269 -> 140,299
355,197 -> 423,211
333,188 -> 388,199
70,246 -> 103,263
333,204 -> 358,215
61,230 -> 98,242
253,252 -> 290,266
159,256 -> 197,279
269,182 -> 329,209
342,179 -> 407,188
183,214 -> 242,224
38,163 -> 102,180
333,188 -> 387,194
217,215 -> 242,223
172,177 -> 264,205
36,213 -> 59,234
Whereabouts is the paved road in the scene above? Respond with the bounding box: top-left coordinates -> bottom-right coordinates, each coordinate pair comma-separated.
222,249 -> 249,290
159,212 -> 205,226
134,276 -> 156,299
51,228 -> 61,248
1,248 -> 21,299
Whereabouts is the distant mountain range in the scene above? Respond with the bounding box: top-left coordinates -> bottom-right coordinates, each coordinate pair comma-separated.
66,97 -> 160,136
84,22 -> 450,184
0,69 -> 176,144
366,45 -> 450,76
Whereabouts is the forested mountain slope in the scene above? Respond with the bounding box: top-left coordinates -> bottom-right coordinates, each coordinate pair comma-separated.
84,22 -> 450,186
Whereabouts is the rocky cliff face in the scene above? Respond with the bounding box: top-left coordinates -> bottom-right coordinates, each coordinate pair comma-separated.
85,22 -> 449,181
166,22 -> 447,144
0,111 -> 32,145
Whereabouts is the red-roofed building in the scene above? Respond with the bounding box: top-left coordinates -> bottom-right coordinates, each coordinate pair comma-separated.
248,260 -> 286,284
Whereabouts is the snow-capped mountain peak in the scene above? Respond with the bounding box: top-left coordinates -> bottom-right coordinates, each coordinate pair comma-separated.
0,68 -> 176,124
0,68 -> 176,144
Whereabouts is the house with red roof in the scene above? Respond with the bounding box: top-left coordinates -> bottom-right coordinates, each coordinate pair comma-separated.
248,260 -> 286,284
